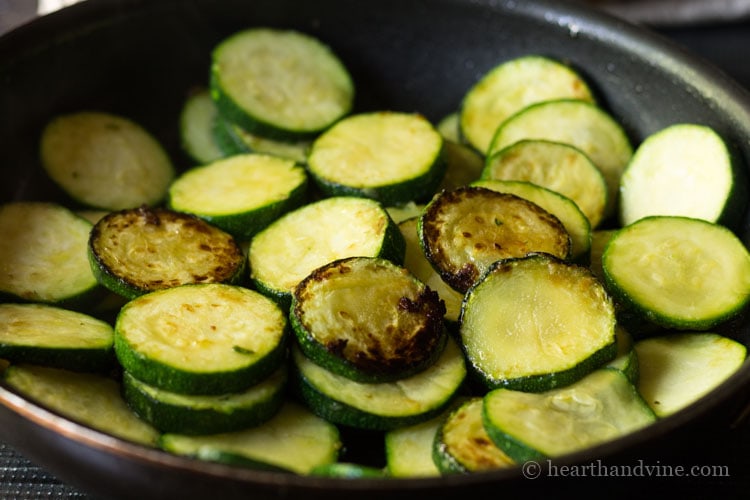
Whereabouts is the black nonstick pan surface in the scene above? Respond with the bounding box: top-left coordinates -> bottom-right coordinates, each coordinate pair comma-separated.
1,1 -> 750,498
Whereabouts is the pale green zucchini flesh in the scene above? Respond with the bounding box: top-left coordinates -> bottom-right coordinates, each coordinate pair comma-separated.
0,303 -> 114,372
114,283 -> 288,395
487,99 -> 633,217
619,123 -> 745,229
634,332 -> 746,418
248,196 -> 405,308
40,111 -> 175,210
167,153 -> 308,241
0,202 -> 101,307
483,368 -> 656,462
307,111 -> 446,205
602,216 -> 750,330
210,28 -> 354,140
481,139 -> 608,228
3,364 -> 160,447
459,253 -> 616,392
159,401 -> 342,475
460,55 -> 595,154
292,337 -> 466,431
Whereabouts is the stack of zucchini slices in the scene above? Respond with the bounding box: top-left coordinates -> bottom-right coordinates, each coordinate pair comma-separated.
2,27 -> 750,481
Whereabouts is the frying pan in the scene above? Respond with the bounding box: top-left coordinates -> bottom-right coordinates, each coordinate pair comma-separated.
1,0 -> 750,498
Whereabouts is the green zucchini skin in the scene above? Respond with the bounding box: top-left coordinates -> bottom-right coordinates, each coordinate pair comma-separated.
289,256 -> 447,383
122,366 -> 287,435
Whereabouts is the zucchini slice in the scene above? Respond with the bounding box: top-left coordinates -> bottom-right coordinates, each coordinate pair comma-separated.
292,337 -> 466,431
619,123 -> 746,228
2,364 -> 160,446
606,326 -> 639,385
384,408 -> 454,478
290,257 -> 447,383
481,139 -> 608,228
589,229 -> 617,284
309,462 -> 386,478
307,111 -> 446,205
487,99 -> 633,217
634,332 -> 746,418
436,112 -> 461,143
0,202 -> 101,307
248,196 -> 405,308
386,201 -> 425,224
483,368 -> 656,462
472,179 -> 591,262
179,88 -> 225,165
437,140 -> 485,192
433,397 -> 515,474
159,401 -> 341,474
88,206 -> 246,299
210,28 -> 354,140
0,303 -> 114,372
122,365 -> 287,435
602,216 -> 750,330
459,253 -> 616,392
212,117 -> 312,164
418,186 -> 571,293
167,153 -> 308,241
399,217 -> 464,325
40,111 -> 175,210
114,283 -> 288,395
460,55 -> 595,154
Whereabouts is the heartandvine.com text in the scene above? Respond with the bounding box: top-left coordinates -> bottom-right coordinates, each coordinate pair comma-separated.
520,459 -> 730,479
